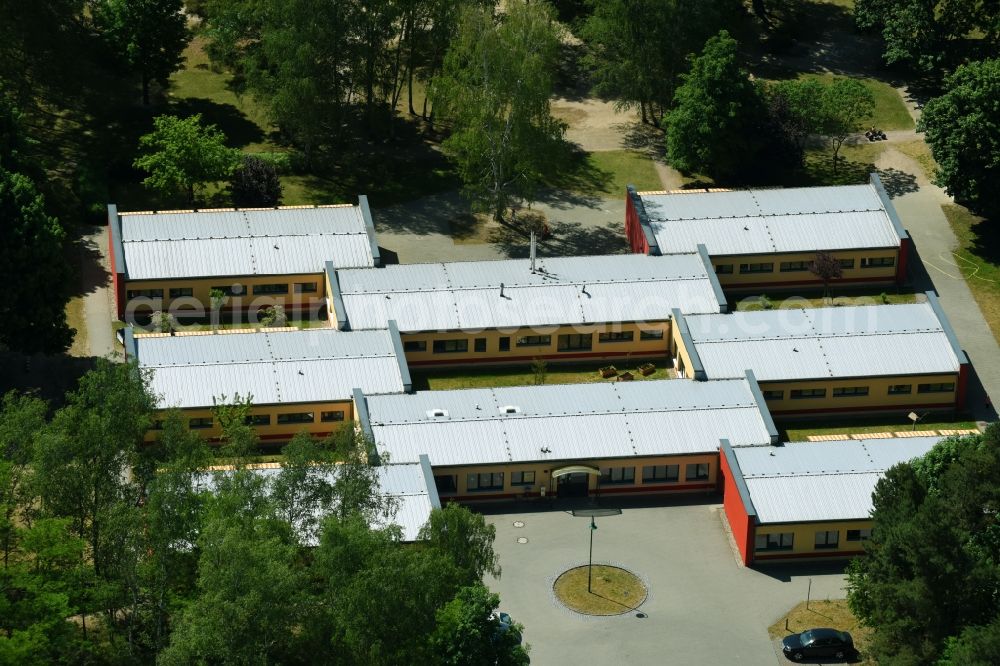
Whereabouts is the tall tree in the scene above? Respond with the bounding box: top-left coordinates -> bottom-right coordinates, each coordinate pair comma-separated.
582,0 -> 738,124
855,0 -> 999,74
93,0 -> 190,105
847,426 -> 1000,663
663,30 -> 763,181
817,78 -> 874,172
429,584 -> 530,666
133,114 -> 241,205
230,154 -> 283,207
419,503 -> 501,586
432,1 -> 566,221
809,251 -> 843,299
761,78 -> 825,165
0,167 -> 74,354
919,58 -> 1000,219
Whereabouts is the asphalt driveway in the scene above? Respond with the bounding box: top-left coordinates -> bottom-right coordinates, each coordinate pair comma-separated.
482,496 -> 847,666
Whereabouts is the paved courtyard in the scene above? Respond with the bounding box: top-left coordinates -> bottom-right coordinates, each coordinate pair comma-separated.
482,497 -> 847,665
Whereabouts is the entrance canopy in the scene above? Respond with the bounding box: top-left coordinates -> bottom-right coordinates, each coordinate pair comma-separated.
551,465 -> 600,478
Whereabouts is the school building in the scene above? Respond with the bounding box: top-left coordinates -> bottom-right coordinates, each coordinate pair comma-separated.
354,376 -> 779,502
719,436 -> 943,565
108,198 -> 381,319
671,295 -> 969,417
327,253 -> 727,367
124,324 -> 411,443
625,174 -> 911,291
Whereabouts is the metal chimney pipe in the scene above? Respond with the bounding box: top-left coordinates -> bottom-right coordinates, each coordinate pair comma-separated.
530,231 -> 536,273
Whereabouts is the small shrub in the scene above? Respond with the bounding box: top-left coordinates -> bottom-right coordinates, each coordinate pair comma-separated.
150,310 -> 175,333
260,304 -> 287,328
532,357 -> 547,385
231,154 -> 283,207
209,288 -> 227,311
759,294 -> 773,310
880,291 -> 890,304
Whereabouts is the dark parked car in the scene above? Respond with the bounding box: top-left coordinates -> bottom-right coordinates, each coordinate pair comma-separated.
782,628 -> 854,661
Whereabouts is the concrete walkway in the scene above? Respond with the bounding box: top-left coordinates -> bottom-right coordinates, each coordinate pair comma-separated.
73,225 -> 116,359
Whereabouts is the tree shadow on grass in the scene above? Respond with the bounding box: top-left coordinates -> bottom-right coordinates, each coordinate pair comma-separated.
876,167 -> 919,197
489,220 -> 627,258
540,144 -> 613,206
169,97 -> 266,149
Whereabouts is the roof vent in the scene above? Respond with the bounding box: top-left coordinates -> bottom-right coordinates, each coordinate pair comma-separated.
501,405 -> 521,414
426,409 -> 449,419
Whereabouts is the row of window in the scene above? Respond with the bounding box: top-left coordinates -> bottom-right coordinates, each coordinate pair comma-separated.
440,464 -> 711,493
403,329 -> 665,354
715,257 -> 895,276
127,282 -> 319,301
755,528 -> 871,552
173,410 -> 345,430
762,383 -> 955,401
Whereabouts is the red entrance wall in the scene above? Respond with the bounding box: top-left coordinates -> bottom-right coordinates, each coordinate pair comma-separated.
719,447 -> 754,566
625,192 -> 650,254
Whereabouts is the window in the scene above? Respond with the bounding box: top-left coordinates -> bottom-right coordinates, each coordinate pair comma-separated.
815,530 -> 840,549
435,475 -> 458,494
511,471 -> 536,486
499,337 -> 511,351
739,262 -> 774,274
780,261 -> 810,272
838,258 -> 856,269
715,264 -> 734,275
833,386 -> 869,397
252,283 -> 288,295
277,412 -> 314,424
433,339 -> 468,354
846,529 -> 872,542
642,465 -> 679,483
516,335 -> 551,347
762,390 -> 784,400
639,329 -> 664,340
755,532 -> 794,551
790,388 -> 827,399
211,284 -> 243,296
127,288 -> 164,299
168,287 -> 193,298
861,256 -> 895,268
474,338 -> 487,352
686,463 -> 710,481
293,282 -> 318,293
403,340 -> 427,352
321,411 -> 345,422
467,472 -> 504,492
244,414 -> 271,426
918,382 -> 955,393
888,384 -> 912,395
599,331 -> 634,343
600,467 -> 635,485
189,417 -> 213,430
558,333 -> 592,351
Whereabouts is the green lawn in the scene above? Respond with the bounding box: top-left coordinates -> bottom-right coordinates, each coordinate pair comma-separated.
802,141 -> 886,186
587,150 -> 663,194
411,358 -> 673,391
735,291 -> 918,311
794,73 -> 913,131
784,420 -> 979,442
942,204 -> 1000,345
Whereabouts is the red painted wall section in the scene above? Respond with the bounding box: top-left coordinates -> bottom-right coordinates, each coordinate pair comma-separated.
719,448 -> 754,566
956,362 -> 970,412
624,192 -> 649,254
896,237 -> 911,285
107,219 -> 126,319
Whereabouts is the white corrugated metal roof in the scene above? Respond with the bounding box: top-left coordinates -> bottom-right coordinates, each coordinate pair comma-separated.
734,437 -> 942,523
366,378 -> 774,466
337,254 -> 721,331
195,462 -> 435,542
120,206 -> 375,279
686,303 -> 962,380
136,329 -> 404,408
639,184 -> 902,255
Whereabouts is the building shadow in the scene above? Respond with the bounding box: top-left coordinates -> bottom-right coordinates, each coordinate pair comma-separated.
69,224 -> 111,298
751,559 -> 850,583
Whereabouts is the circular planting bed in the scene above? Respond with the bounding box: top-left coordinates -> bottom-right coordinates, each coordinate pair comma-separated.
553,565 -> 647,616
